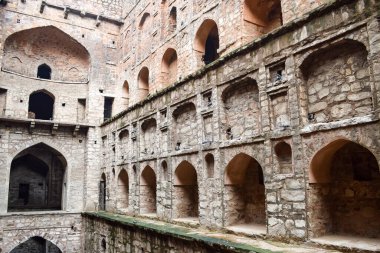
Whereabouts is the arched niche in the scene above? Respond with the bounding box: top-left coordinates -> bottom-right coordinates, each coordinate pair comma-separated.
28,90 -> 55,120
224,153 -> 266,232
169,7 -> 177,33
122,81 -> 130,108
2,26 -> 90,82
221,78 -> 260,140
300,39 -> 372,124
37,63 -> 52,79
140,166 -> 157,214
172,102 -> 197,150
243,0 -> 282,40
274,141 -> 292,174
161,48 -> 178,87
173,161 -> 199,219
99,173 -> 106,211
117,169 -> 129,211
138,67 -> 150,101
205,153 -> 215,178
8,143 -> 67,212
194,19 -> 219,65
308,139 -> 380,239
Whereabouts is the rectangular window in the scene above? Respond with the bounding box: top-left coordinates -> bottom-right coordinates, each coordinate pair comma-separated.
103,97 -> 114,121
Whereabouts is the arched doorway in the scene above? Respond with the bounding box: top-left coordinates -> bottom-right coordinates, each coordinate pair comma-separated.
99,173 -> 106,211
308,140 -> 380,240
140,166 -> 156,215
117,169 -> 129,212
8,143 -> 67,212
10,236 -> 62,253
224,153 -> 266,234
173,161 -> 199,222
194,19 -> 219,65
28,90 -> 54,120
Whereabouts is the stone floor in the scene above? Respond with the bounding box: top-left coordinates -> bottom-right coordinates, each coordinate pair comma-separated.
226,223 -> 266,236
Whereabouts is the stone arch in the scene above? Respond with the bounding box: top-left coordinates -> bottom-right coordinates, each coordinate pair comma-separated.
274,141 -> 292,174
300,39 -> 372,124
140,118 -> 157,156
28,89 -> 55,120
243,0 -> 282,41
140,166 -> 156,214
10,236 -> 62,253
8,235 -> 64,253
194,19 -> 219,65
138,67 -> 149,101
161,48 -> 178,87
2,26 -> 90,82
8,143 -> 67,212
173,161 -> 199,219
224,153 -> 266,232
117,169 -> 129,211
221,77 -> 260,140
308,139 -> 380,239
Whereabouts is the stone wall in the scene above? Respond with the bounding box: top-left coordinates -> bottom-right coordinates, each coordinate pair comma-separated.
0,213 -> 82,253
99,0 -> 380,241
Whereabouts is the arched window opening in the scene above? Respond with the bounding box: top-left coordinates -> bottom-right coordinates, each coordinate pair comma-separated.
194,19 -> 219,65
138,67 -> 149,101
10,236 -> 62,253
161,160 -> 169,181
122,81 -> 130,108
224,153 -> 266,234
308,140 -> 380,239
99,173 -> 106,211
173,161 -> 198,221
169,7 -> 177,33
205,153 -> 215,178
140,166 -> 156,214
243,0 -> 282,40
8,143 -> 67,212
28,90 -> 54,120
274,142 -> 292,174
37,63 -> 52,79
139,13 -> 151,30
161,48 -> 178,87
117,169 -> 129,211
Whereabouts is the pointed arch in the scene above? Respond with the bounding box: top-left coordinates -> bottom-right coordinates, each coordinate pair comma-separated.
140,166 -> 157,214
8,143 -> 67,212
3,26 -> 90,82
194,19 -> 219,65
161,48 -> 178,87
28,89 -> 55,120
10,236 -> 62,253
173,161 -> 199,219
117,169 -> 129,211
308,139 -> 380,239
224,153 -> 266,232
138,67 -> 149,101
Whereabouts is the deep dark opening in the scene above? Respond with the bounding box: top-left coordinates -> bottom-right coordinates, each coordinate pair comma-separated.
103,97 -> 114,121
10,236 -> 62,253
28,91 -> 54,120
37,64 -> 52,80
203,26 -> 219,65
99,176 -> 106,211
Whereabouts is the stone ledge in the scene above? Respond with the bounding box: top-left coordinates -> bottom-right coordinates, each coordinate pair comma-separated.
83,212 -> 340,253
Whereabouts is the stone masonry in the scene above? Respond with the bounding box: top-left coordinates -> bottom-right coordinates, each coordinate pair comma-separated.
0,0 -> 380,252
